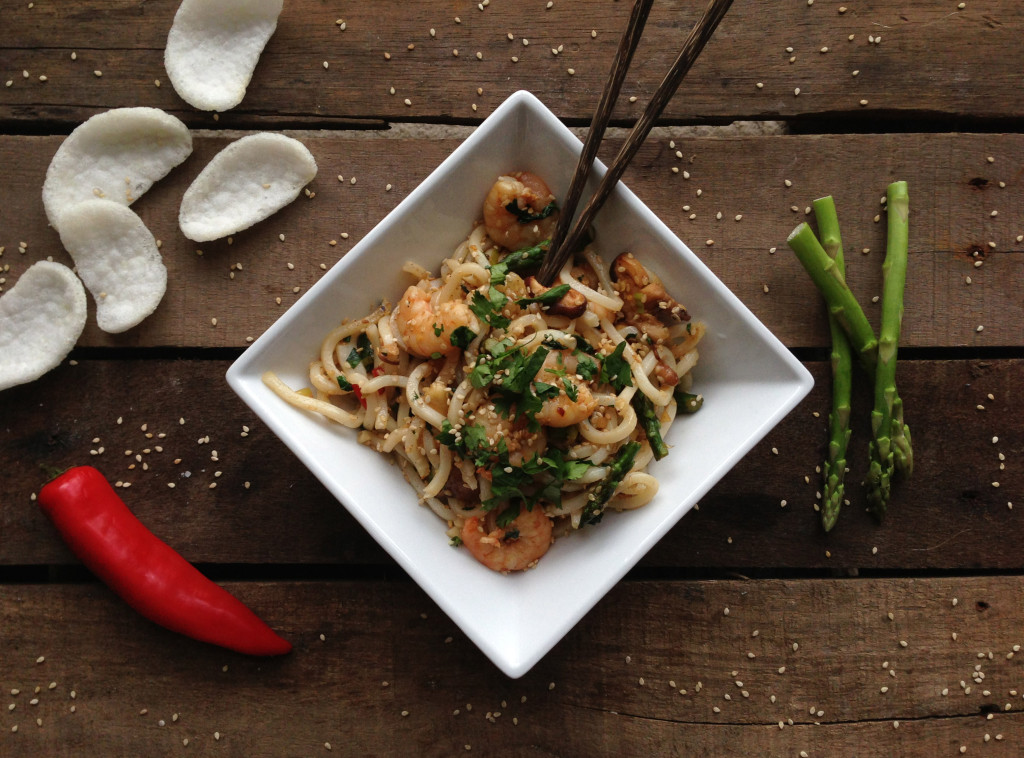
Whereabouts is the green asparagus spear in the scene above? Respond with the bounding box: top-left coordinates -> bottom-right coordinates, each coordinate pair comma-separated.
580,440 -> 641,526
886,186 -> 914,480
866,181 -> 910,519
631,393 -> 669,460
488,240 -> 550,284
786,223 -> 879,368
673,387 -> 704,413
812,196 -> 853,532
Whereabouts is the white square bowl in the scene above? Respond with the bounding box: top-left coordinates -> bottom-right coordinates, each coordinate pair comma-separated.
227,90 -> 813,678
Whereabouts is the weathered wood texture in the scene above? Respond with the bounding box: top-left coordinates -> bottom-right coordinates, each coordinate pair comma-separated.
1,1 -> 1022,127
2,358 -> 1019,570
3,578 -> 1023,756
2,132 -> 1023,349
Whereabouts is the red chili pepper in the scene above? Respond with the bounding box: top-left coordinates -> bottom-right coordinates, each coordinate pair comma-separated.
371,366 -> 387,395
352,383 -> 366,408
38,466 -> 291,656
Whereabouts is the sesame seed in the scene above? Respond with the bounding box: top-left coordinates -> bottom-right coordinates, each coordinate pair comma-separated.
93,70 -> 102,77
794,87 -> 800,96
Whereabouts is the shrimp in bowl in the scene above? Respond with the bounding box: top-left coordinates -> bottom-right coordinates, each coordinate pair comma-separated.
263,172 -> 706,573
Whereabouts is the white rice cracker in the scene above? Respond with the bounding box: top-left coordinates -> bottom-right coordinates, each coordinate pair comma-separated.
42,107 -> 192,231
58,200 -> 168,334
179,133 -> 317,242
0,261 -> 87,392
165,0 -> 284,112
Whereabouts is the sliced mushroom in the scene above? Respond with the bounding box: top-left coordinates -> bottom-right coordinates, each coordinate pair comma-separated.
610,252 -> 689,324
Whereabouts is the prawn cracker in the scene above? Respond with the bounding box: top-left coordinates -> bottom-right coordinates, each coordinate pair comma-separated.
164,0 -> 284,112
42,107 -> 192,232
179,133 -> 317,242
58,200 -> 168,334
0,261 -> 87,392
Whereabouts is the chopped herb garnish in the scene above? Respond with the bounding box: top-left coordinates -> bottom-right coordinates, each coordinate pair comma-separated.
449,325 -> 477,349
563,379 -> 579,402
574,352 -> 598,381
504,200 -> 558,224
432,323 -> 444,337
469,287 -> 511,330
437,420 -> 499,467
599,342 -> 633,391
336,374 -> 353,391
501,346 -> 550,395
346,332 -> 373,369
495,503 -> 521,528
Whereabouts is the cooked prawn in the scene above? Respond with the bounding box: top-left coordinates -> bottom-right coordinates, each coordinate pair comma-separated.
483,172 -> 559,251
535,350 -> 598,427
461,505 -> 553,572
393,285 -> 477,359
470,403 -> 547,466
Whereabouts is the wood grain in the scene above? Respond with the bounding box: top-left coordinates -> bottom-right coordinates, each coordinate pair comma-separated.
2,359 -> 1020,570
1,132 -> 1022,349
1,1 -> 1022,127
2,578 -> 1023,756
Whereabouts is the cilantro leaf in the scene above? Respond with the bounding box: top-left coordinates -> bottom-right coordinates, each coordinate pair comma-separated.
495,503 -> 521,528
599,342 -> 633,391
504,200 -> 558,224
449,325 -> 477,350
346,332 -> 374,369
469,288 -> 510,330
501,346 -> 549,395
562,379 -> 579,402
574,353 -> 598,381
336,374 -> 353,391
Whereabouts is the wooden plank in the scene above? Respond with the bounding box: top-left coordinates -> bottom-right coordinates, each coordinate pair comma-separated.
2,1 -> 1023,126
2,358 -> 1020,570
2,577 -> 1023,756
1,132 -> 1022,349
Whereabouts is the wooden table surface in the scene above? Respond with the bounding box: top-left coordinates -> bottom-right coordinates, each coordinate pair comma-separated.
2,1 -> 1023,755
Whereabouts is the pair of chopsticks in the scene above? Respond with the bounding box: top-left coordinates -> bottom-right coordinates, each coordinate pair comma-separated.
537,0 -> 734,285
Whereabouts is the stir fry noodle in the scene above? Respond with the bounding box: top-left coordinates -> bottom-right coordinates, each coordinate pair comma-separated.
264,172 -> 705,572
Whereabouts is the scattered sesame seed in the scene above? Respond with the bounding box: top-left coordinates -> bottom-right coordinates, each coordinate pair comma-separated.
93,70 -> 102,77
794,87 -> 801,96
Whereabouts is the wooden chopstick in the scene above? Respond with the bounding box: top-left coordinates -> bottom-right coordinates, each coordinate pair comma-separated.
537,0 -> 734,285
544,0 -> 655,269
